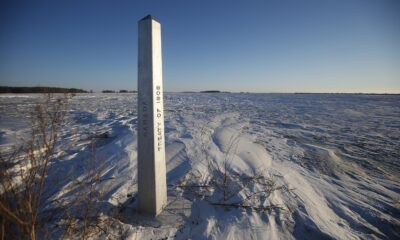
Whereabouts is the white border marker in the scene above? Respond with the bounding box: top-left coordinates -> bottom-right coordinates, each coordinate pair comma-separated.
137,15 -> 167,216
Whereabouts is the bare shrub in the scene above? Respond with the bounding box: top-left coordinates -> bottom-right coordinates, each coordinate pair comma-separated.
58,140 -> 113,240
179,169 -> 290,212
0,93 -> 115,239
0,93 -> 71,239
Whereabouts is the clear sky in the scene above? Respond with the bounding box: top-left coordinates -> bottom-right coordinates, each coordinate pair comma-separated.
1,0 -> 399,93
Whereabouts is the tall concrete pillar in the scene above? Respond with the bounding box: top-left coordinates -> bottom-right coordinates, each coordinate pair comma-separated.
137,15 -> 167,216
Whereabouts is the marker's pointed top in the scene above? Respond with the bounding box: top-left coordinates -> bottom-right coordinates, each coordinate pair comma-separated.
140,14 -> 159,23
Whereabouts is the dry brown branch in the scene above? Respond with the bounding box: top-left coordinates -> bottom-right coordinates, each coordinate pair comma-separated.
58,138 -> 113,240
0,93 -> 71,239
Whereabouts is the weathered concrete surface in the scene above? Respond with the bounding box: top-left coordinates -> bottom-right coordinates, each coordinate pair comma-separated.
137,15 -> 167,216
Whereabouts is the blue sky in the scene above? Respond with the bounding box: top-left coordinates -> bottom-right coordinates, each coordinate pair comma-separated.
1,0 -> 399,93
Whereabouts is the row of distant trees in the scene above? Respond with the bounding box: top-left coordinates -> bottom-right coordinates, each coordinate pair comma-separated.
102,90 -> 137,93
0,86 -> 88,94
0,86 -> 139,94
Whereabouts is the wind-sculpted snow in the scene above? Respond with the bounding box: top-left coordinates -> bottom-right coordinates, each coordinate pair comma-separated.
0,93 -> 399,239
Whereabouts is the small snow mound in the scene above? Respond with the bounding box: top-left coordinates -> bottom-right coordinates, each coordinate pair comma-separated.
212,123 -> 272,173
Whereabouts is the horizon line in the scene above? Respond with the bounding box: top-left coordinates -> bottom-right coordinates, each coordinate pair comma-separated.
1,86 -> 399,95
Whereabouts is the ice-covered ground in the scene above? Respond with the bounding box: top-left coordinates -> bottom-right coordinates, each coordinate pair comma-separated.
1,93 -> 399,239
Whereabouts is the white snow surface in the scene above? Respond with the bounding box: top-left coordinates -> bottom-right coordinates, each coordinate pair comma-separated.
0,93 -> 399,239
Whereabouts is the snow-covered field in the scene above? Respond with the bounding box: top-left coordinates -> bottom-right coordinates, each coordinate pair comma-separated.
1,93 -> 399,239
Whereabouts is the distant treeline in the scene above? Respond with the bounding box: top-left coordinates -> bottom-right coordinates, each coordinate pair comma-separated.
200,90 -> 221,93
102,90 -> 137,93
0,86 -> 87,93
